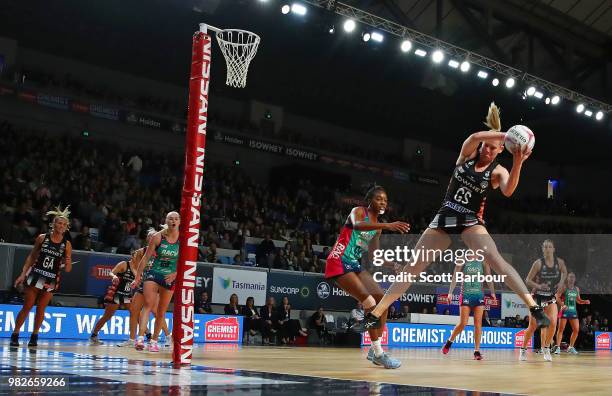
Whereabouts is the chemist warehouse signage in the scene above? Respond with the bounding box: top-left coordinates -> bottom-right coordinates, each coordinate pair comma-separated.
0,305 -> 242,343
362,322 -> 531,349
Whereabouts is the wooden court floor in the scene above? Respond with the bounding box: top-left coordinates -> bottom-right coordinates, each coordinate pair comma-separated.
9,341 -> 609,395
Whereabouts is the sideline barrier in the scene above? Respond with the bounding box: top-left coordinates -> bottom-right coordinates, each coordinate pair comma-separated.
0,304 -> 243,343
362,322 -> 533,349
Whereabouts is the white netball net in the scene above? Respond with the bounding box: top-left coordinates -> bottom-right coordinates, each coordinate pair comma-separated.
216,29 -> 261,88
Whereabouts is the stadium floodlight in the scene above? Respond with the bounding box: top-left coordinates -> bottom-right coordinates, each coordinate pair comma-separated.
343,19 -> 356,33
492,78 -> 500,86
400,40 -> 412,52
371,32 -> 383,42
477,71 -> 488,79
576,104 -> 585,113
414,49 -> 427,57
584,110 -> 593,117
505,77 -> 515,88
328,26 -> 335,34
432,50 -> 444,63
526,87 -> 536,96
596,111 -> 604,120
448,60 -> 459,68
551,95 -> 560,105
545,97 -> 551,104
362,32 -> 371,42
281,4 -> 291,14
460,61 -> 470,72
534,91 -> 544,99
291,3 -> 307,15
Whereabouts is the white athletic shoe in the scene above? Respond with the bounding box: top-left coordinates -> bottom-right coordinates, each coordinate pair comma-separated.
519,348 -> 527,361
543,347 -> 553,362
567,346 -> 579,354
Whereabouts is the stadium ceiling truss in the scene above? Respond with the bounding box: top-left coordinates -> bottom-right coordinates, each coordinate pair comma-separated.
303,0 -> 612,113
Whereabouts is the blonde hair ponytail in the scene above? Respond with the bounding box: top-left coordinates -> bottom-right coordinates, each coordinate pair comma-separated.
483,102 -> 501,132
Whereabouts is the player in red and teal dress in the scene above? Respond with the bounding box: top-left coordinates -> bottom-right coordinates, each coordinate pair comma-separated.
553,272 -> 590,354
325,185 -> 410,369
442,259 -> 496,360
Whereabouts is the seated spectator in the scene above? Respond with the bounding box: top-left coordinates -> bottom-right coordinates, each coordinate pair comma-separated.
219,232 -> 233,249
260,296 -> 279,345
232,253 -> 243,266
205,242 -> 222,264
443,308 -> 451,315
400,305 -> 410,318
73,226 -> 91,250
278,296 -> 306,344
350,302 -> 364,323
224,293 -> 241,315
309,306 -> 329,340
273,248 -> 289,270
196,291 -> 212,314
387,305 -> 402,320
482,310 -> 492,327
242,296 -> 261,337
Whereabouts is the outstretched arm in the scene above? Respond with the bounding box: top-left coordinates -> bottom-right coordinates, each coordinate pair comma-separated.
457,131 -> 506,165
350,207 -> 409,233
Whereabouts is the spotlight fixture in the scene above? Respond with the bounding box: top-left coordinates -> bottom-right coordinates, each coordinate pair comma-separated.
596,111 -> 604,120
362,32 -> 370,42
371,32 -> 383,42
545,97 -> 551,105
432,50 -> 444,63
526,87 -> 536,96
281,4 -> 290,14
291,3 -> 307,15
534,91 -> 544,99
343,19 -> 356,32
477,71 -> 488,79
584,110 -> 593,117
576,104 -> 585,113
414,49 -> 427,57
448,60 -> 459,68
400,40 -> 412,53
460,61 -> 470,72
551,96 -> 560,105
505,77 -> 515,88
492,78 -> 500,86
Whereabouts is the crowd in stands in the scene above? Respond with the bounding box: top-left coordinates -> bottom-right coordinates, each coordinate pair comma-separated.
6,67 -> 186,118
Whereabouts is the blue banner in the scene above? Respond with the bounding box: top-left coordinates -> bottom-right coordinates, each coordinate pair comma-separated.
0,305 -> 242,344
362,322 -> 531,349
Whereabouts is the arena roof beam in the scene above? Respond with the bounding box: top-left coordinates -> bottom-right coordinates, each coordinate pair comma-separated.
460,0 -> 608,60
450,0 -> 510,65
304,0 -> 612,112
381,0 -> 417,29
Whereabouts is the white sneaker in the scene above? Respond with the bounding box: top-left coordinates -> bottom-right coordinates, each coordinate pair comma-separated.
116,339 -> 134,347
519,348 -> 527,361
543,347 -> 553,362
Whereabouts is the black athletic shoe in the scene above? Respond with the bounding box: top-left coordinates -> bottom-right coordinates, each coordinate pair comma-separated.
28,334 -> 38,347
10,333 -> 19,347
530,305 -> 550,329
350,313 -> 382,333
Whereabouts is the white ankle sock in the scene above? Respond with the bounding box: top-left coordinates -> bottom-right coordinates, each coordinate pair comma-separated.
371,339 -> 384,357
